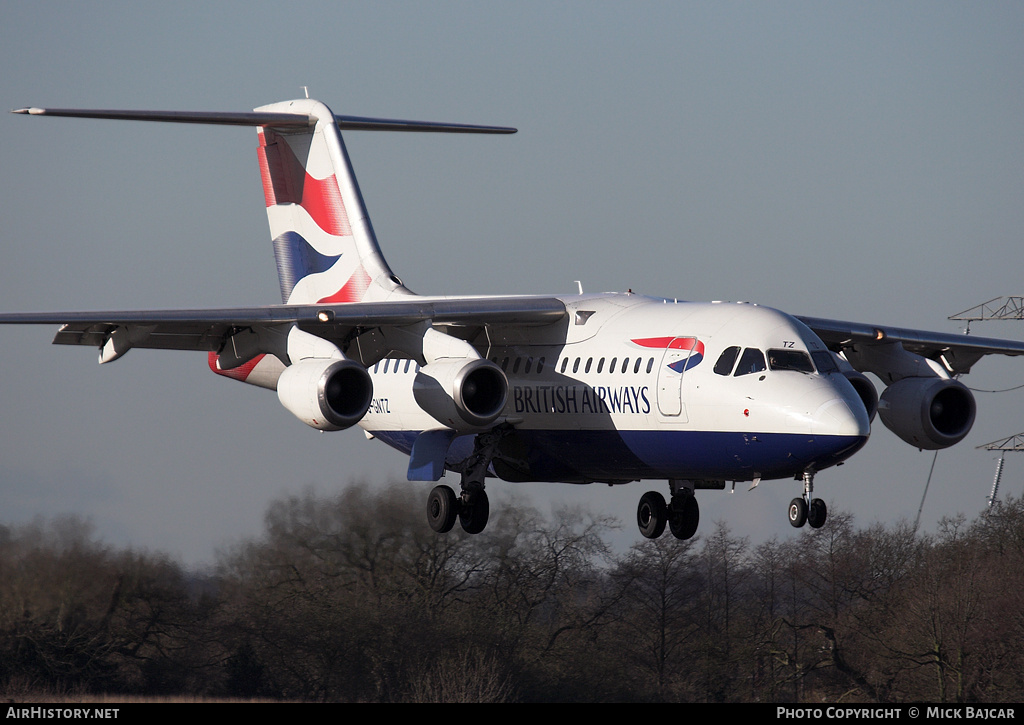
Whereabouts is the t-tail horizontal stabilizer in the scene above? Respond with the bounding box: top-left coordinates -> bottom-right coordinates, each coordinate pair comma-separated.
10,106 -> 517,134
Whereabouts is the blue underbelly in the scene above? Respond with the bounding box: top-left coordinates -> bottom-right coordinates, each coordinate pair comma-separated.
368,427 -> 867,483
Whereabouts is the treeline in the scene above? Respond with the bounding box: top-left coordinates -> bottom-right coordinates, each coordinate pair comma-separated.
2,484 -> 1024,702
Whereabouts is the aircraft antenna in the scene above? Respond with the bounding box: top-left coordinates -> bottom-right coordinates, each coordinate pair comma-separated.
303,86 -> 310,99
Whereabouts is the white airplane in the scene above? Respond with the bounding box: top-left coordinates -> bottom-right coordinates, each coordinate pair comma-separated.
6,98 -> 1024,540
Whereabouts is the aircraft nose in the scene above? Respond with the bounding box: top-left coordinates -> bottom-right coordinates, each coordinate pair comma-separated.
812,395 -> 871,439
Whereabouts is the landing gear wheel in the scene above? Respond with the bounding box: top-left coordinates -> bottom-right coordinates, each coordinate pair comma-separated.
808,498 -> 827,529
459,488 -> 490,535
668,495 -> 699,540
788,497 -> 808,528
637,491 -> 668,539
427,485 -> 458,533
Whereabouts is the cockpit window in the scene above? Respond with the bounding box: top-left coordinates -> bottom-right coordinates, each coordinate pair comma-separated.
811,351 -> 839,373
734,348 -> 767,376
714,346 -> 741,376
767,349 -> 814,373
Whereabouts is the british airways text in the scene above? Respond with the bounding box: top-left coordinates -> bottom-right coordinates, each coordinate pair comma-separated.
513,385 -> 651,415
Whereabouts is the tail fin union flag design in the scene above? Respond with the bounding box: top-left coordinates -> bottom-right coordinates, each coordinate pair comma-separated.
631,336 -> 705,372
258,127 -> 367,305
257,127 -> 351,236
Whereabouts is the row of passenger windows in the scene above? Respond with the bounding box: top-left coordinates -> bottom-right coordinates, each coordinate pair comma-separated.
373,359 -> 418,374
495,356 -> 546,374
563,356 -> 656,375
492,356 -> 656,376
713,346 -> 837,377
376,349 -> 837,378
373,356 -> 656,376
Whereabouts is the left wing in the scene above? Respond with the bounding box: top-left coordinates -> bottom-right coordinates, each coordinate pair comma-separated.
798,315 -> 1024,377
0,295 -> 567,361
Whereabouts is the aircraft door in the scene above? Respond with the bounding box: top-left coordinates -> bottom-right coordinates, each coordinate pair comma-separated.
656,337 -> 694,421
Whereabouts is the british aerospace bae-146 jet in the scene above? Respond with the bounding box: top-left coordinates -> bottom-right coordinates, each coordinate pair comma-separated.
5,98 -> 1024,540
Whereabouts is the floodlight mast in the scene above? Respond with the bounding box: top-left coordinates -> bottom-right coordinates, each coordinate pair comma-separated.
977,434 -> 1024,507
950,297 -> 1024,332
949,297 -> 1024,506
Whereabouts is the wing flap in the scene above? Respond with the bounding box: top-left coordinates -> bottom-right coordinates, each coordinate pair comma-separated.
52,323 -> 233,352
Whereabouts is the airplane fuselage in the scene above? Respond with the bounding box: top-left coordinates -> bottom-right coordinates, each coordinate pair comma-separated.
361,293 -> 871,486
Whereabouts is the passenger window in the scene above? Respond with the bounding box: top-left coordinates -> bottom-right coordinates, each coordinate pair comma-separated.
585,358 -> 593,373
734,348 -> 767,376
768,349 -> 815,373
609,357 -> 617,373
634,358 -> 642,374
524,357 -> 533,374
621,358 -> 629,374
513,357 -> 522,374
573,358 -> 580,374
714,346 -> 740,376
405,360 -> 411,373
646,357 -> 654,374
501,357 -> 509,371
560,358 -> 568,373
537,357 -> 545,374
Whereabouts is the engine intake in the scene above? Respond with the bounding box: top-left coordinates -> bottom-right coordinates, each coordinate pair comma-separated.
414,358 -> 508,429
843,370 -> 878,423
878,377 -> 976,450
277,358 -> 373,431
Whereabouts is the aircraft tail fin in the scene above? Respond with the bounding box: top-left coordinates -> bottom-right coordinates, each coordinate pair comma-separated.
256,99 -> 409,304
13,101 -> 516,306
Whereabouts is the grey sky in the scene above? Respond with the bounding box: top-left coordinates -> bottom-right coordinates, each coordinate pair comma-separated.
1,2 -> 1022,566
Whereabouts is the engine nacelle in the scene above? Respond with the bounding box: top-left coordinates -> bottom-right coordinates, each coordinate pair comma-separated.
843,370 -> 878,423
414,358 -> 508,430
277,358 -> 373,431
878,377 -> 976,450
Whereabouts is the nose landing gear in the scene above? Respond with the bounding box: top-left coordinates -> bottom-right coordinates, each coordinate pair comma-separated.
789,470 -> 827,529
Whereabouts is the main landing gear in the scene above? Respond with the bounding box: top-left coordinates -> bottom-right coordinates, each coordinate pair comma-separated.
637,480 -> 700,541
426,483 -> 489,535
425,426 -> 507,535
789,470 -> 827,529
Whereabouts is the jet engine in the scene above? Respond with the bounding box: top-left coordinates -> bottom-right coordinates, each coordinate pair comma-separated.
414,358 -> 508,430
842,370 -> 878,423
877,377 -> 976,450
276,358 -> 373,431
